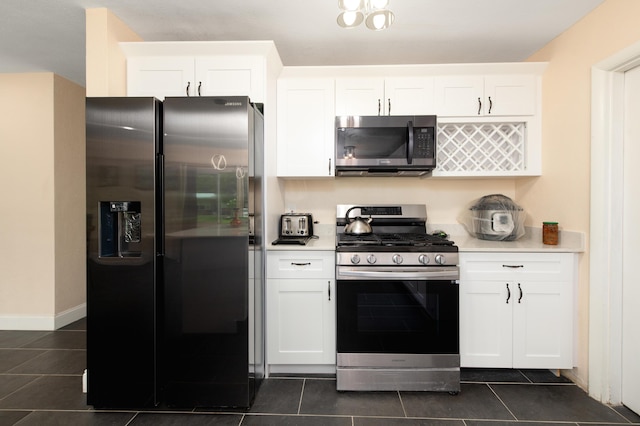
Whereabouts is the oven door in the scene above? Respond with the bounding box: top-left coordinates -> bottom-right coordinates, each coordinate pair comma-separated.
336,274 -> 459,355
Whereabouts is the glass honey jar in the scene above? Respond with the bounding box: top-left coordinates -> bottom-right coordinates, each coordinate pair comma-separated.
542,222 -> 559,245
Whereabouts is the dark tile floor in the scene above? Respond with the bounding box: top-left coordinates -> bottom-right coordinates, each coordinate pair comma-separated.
1,319 -> 639,426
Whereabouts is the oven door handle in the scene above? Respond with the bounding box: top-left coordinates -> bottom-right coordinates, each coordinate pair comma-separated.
338,268 -> 459,281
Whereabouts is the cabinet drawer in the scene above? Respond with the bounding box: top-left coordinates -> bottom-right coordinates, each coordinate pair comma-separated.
267,251 -> 335,279
460,252 -> 573,281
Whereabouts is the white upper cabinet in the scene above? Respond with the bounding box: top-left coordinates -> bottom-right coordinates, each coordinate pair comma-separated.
335,77 -> 434,116
434,74 -> 536,117
195,56 -> 264,99
277,62 -> 546,178
384,77 -> 436,115
277,78 -> 335,177
122,41 -> 277,102
127,56 -> 195,98
335,78 -> 384,116
127,56 -> 264,101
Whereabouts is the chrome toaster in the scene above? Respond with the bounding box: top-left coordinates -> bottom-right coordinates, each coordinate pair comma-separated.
279,213 -> 313,237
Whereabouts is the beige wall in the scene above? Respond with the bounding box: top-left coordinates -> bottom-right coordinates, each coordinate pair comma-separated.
0,73 -> 85,328
0,74 -> 56,318
520,0 -> 640,388
86,8 -> 142,96
53,75 -> 86,314
283,178 -> 515,227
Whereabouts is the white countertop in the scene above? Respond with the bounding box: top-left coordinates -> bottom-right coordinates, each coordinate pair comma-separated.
268,224 -> 336,251
267,223 -> 585,253
428,224 -> 585,253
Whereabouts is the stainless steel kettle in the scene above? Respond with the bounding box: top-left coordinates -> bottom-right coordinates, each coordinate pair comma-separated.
344,206 -> 373,235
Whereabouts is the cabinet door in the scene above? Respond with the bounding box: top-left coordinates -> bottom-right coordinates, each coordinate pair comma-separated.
434,75 -> 484,116
127,56 -> 195,99
277,78 -> 335,177
459,280 -> 513,368
195,56 -> 264,102
484,75 -> 536,116
435,75 -> 536,117
384,77 -> 435,115
511,280 -> 573,369
267,278 -> 336,365
335,78 -> 385,116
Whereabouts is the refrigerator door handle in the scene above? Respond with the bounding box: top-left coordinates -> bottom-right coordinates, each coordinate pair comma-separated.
157,153 -> 165,256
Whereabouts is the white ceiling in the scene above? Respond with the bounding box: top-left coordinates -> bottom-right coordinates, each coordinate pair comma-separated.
0,0 -> 604,87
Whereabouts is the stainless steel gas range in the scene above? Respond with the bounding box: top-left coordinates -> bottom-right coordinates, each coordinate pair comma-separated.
335,204 -> 460,393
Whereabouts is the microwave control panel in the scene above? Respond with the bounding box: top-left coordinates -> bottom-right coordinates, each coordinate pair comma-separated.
414,128 -> 435,158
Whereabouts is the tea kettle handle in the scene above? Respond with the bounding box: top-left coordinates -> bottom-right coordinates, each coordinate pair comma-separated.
345,206 -> 360,223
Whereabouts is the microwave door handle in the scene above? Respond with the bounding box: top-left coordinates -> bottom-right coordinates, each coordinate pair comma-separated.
407,120 -> 414,164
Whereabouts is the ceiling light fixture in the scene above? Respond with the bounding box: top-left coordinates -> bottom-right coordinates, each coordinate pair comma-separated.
337,0 -> 395,31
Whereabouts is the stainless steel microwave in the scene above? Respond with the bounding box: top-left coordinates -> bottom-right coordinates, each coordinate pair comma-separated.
335,115 -> 437,177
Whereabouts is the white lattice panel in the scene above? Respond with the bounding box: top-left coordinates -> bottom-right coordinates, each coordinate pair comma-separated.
437,123 -> 527,172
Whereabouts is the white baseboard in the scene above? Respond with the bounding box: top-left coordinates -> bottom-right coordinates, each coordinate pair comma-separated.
0,303 -> 86,331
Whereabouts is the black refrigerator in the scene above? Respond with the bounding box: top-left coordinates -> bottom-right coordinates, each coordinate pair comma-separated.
85,96 -> 264,409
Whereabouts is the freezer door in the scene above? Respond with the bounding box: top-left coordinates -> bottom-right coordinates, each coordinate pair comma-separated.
162,96 -> 256,408
85,97 -> 161,408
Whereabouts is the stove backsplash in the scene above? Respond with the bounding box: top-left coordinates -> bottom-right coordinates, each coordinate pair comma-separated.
282,179 -> 517,226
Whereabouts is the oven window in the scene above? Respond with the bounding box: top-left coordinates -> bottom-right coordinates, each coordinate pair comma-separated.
337,280 -> 459,354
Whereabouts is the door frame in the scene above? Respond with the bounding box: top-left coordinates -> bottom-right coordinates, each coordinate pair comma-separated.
590,39 -> 640,405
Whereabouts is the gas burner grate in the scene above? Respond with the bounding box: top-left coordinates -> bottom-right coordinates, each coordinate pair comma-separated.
337,233 -> 453,247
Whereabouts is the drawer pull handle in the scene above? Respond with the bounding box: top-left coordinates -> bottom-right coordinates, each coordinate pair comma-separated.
502,264 -> 524,268
518,283 -> 523,303
291,262 -> 311,266
328,281 -> 331,301
506,283 -> 511,304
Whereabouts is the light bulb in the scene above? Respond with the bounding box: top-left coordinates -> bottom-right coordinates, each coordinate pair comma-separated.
344,11 -> 357,26
339,0 -> 363,11
337,10 -> 364,28
365,9 -> 394,30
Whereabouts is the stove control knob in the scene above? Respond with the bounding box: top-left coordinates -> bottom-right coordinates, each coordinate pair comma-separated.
418,254 -> 430,265
351,254 -> 361,264
435,254 -> 446,265
392,254 -> 403,264
367,254 -> 377,264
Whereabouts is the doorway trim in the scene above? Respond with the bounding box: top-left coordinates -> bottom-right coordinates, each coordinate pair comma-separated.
590,40 -> 640,404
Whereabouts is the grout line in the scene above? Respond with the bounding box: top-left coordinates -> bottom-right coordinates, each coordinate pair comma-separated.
398,390 -> 408,417
488,383 -> 519,421
297,378 -> 306,415
518,369 -> 534,383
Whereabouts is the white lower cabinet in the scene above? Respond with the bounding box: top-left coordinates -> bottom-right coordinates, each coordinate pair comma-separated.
266,251 -> 336,369
459,252 -> 576,369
